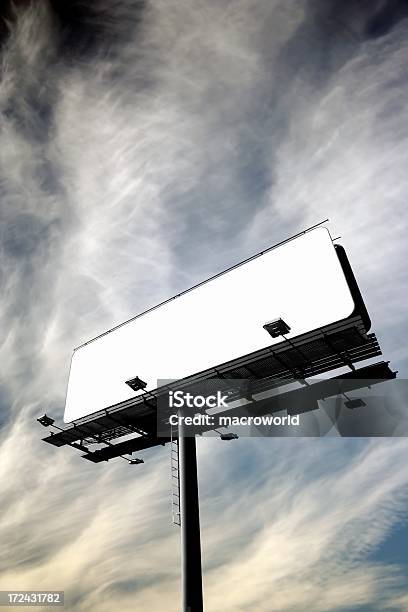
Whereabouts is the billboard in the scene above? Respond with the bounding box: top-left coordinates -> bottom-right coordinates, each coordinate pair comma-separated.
64,227 -> 357,422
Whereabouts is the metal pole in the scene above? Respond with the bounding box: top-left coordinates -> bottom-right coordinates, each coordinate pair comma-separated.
178,412 -> 203,612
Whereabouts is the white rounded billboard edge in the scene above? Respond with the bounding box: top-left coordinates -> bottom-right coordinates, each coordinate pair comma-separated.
64,228 -> 355,422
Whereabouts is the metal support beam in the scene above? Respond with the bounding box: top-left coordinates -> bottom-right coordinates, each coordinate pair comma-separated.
178,412 -> 203,612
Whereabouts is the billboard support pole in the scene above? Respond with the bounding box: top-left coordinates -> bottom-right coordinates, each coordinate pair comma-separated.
178,412 -> 203,612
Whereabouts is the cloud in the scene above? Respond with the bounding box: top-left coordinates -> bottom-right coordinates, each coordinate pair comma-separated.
1,416 -> 408,611
0,1 -> 408,610
246,14 -> 408,368
201,438 -> 408,611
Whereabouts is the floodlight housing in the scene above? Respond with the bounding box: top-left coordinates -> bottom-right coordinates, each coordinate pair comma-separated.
344,398 -> 366,410
220,433 -> 239,441
37,414 -> 55,428
263,318 -> 291,338
125,376 -> 148,392
70,441 -> 90,452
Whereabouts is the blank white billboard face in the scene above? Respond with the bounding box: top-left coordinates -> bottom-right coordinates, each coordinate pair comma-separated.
64,228 -> 355,422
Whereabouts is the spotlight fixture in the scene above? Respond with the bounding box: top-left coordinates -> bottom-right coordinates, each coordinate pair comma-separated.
263,318 -> 291,338
37,414 -> 55,428
125,376 -> 148,392
344,398 -> 366,410
128,458 -> 144,465
70,442 -> 90,453
220,433 -> 239,441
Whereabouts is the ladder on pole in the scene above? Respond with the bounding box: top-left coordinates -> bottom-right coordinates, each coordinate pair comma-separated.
170,424 -> 181,526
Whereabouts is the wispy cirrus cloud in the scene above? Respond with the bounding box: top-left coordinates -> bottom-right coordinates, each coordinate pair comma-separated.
200,438 -> 408,611
1,1 -> 408,610
1,417 -> 408,610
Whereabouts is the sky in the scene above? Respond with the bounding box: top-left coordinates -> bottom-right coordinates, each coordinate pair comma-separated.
0,1 -> 408,610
